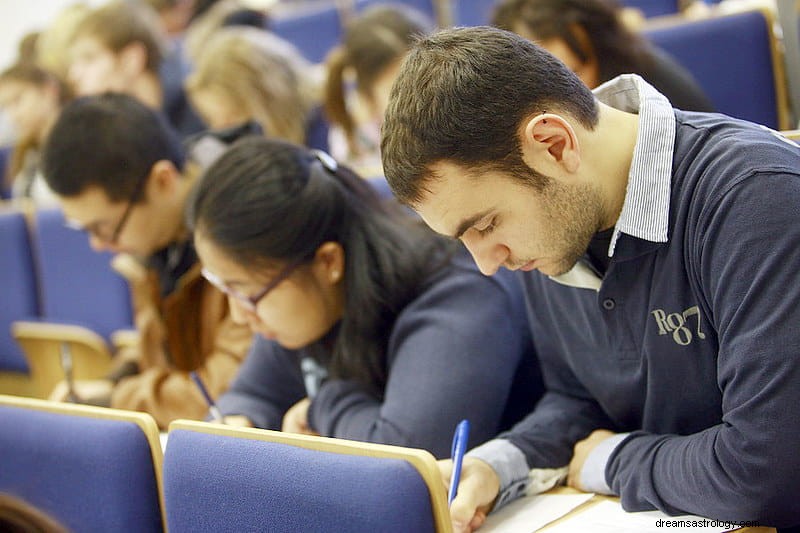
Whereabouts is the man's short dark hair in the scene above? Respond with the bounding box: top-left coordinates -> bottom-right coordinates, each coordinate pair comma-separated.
380,26 -> 598,206
42,92 -> 185,202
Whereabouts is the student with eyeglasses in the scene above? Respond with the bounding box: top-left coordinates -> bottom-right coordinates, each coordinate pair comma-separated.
40,92 -> 252,429
187,136 -> 544,458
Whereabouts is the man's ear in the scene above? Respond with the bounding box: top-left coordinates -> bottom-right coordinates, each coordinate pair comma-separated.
521,113 -> 580,174
148,160 -> 181,196
117,41 -> 148,77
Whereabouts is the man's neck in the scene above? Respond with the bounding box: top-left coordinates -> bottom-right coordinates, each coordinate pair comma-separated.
581,102 -> 640,231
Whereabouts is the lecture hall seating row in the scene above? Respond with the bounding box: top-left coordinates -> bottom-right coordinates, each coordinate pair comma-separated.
0,204 -> 134,397
268,0 -> 793,131
0,394 -> 450,533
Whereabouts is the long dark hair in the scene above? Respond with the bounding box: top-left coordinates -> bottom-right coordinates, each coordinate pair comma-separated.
492,0 -> 651,84
189,137 -> 453,395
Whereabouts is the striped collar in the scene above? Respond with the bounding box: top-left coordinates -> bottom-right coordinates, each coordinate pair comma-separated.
594,74 -> 675,256
549,75 -> 674,290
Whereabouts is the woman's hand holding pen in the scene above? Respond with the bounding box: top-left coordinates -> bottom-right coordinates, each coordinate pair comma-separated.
437,457 -> 499,533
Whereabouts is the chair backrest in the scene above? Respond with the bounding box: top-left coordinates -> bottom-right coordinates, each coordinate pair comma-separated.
31,208 -> 133,342
643,8 -> 790,129
0,209 -> 38,373
163,420 -> 452,533
620,0 -> 679,18
0,145 -> 11,200
0,394 -> 164,533
270,1 -> 344,63
452,0 -> 497,26
11,321 -> 113,398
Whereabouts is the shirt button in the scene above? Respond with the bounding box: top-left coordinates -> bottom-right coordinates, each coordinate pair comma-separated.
602,298 -> 616,310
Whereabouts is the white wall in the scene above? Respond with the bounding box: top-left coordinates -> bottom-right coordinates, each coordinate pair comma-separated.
0,0 -> 104,71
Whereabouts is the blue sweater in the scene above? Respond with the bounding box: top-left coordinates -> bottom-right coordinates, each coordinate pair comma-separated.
506,113 -> 800,526
216,248 -> 543,458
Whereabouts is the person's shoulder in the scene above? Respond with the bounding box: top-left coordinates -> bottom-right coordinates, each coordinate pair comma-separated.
675,112 -> 799,167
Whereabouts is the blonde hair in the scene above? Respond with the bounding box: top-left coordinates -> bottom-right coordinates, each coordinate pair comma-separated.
0,64 -> 72,187
187,27 -> 318,145
36,2 -> 91,79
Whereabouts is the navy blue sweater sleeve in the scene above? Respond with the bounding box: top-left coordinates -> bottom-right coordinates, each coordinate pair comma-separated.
215,335 -> 306,429
607,174 -> 800,527
308,259 -> 537,459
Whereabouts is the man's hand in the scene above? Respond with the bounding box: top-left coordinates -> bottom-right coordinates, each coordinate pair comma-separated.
281,397 -> 319,435
567,429 -> 616,490
49,379 -> 113,405
438,457 -> 499,533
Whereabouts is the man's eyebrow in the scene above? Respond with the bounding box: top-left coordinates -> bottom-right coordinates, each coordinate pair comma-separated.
452,209 -> 492,239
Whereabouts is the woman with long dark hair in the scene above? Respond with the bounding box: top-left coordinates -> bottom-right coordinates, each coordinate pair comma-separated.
492,0 -> 714,112
188,137 -> 542,457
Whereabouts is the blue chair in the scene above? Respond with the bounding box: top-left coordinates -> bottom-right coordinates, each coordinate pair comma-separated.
270,2 -> 344,63
0,394 -> 164,533
0,209 -> 38,375
366,175 -> 394,199
620,0 -> 679,18
355,0 -> 438,22
643,8 -> 790,129
0,145 -> 11,199
31,208 -> 133,341
453,0 -> 497,26
163,420 -> 452,533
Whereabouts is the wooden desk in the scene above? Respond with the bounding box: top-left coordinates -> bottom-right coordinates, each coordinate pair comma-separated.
537,487 -> 776,533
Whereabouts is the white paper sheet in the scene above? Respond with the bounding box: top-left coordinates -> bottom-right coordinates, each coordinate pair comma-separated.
544,500 -> 741,533
480,493 -> 596,533
159,431 -> 168,452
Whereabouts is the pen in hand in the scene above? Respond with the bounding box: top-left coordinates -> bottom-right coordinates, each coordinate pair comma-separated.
190,371 -> 224,422
448,419 -> 470,506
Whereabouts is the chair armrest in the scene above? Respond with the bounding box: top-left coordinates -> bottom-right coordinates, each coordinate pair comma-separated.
11,321 -> 113,399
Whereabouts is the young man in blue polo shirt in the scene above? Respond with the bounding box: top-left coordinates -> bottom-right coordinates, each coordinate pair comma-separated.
380,26 -> 800,531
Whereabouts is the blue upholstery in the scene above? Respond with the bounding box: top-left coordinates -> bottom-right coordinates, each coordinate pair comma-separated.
644,9 -> 779,128
270,4 -> 343,63
32,208 -> 133,341
619,0 -> 679,17
0,210 -> 38,372
366,175 -> 394,199
0,399 -> 163,533
0,145 -> 11,199
355,0 -> 437,21
306,106 -> 331,152
453,0 -> 497,26
164,428 -> 438,533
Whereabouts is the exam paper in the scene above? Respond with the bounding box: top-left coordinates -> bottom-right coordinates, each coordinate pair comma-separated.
481,493 -> 595,533
544,500 -> 739,533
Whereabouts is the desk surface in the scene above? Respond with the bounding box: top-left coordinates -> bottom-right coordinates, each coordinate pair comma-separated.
537,487 -> 776,533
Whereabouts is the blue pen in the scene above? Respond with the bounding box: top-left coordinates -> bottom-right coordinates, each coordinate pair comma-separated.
190,371 -> 224,422
448,419 -> 470,505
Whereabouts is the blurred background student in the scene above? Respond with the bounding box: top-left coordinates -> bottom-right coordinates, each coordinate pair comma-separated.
188,136 -> 543,458
41,93 -> 251,429
0,64 -> 71,205
66,0 -> 205,137
492,0 -> 715,112
324,3 -> 434,175
186,26 -> 328,151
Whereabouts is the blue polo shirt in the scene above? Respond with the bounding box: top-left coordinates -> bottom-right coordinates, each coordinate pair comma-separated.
470,75 -> 800,527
